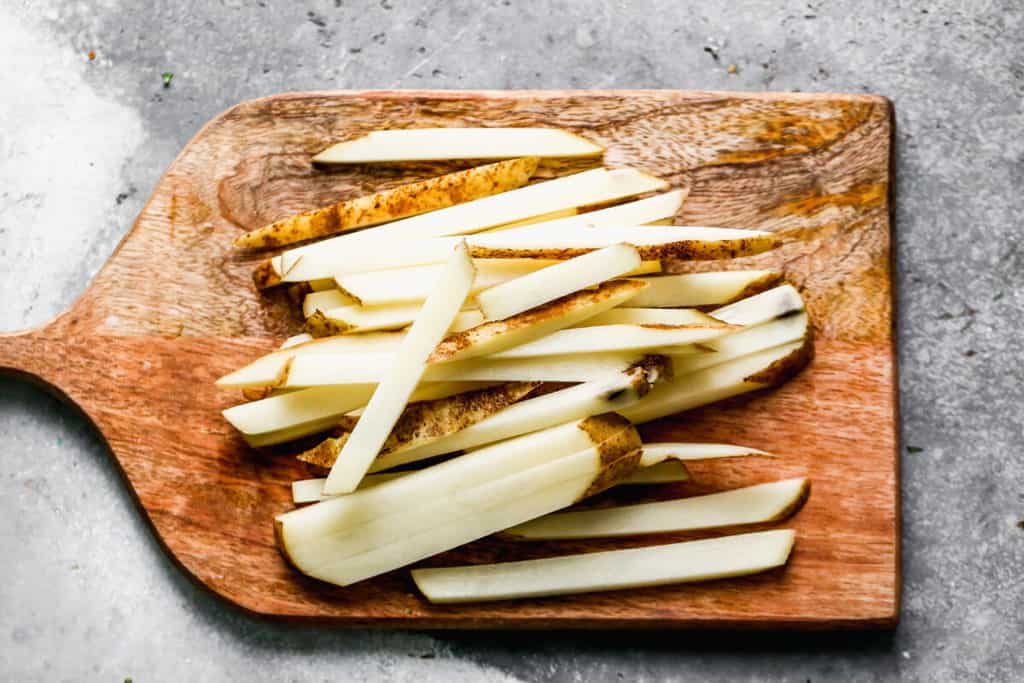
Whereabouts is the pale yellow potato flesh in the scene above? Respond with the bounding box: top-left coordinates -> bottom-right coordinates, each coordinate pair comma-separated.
622,340 -> 807,424
276,416 -> 640,586
371,362 -> 659,471
284,351 -> 645,387
215,332 -> 405,389
477,244 -> 641,320
313,127 -> 605,163
411,529 -> 796,603
466,226 -> 778,261
487,322 -> 733,359
507,478 -> 809,539
638,442 -> 772,467
273,168 -> 668,279
622,270 -> 784,308
335,259 -> 559,306
323,242 -> 477,494
670,312 -> 809,375
429,280 -> 647,363
575,307 -> 716,327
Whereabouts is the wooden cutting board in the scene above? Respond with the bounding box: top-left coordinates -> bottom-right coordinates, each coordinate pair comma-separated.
0,90 -> 897,628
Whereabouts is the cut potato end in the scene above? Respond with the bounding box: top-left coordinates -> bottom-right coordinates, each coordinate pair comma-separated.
234,157 -> 539,249
411,529 -> 796,603
623,270 -> 784,308
508,478 -> 809,539
477,244 -> 642,320
429,279 -> 647,364
303,289 -> 353,317
710,284 -> 804,326
322,242 -> 477,494
619,460 -> 691,485
312,127 -> 605,163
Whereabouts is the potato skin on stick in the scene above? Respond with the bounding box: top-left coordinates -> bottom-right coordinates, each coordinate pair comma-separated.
235,157 -> 539,249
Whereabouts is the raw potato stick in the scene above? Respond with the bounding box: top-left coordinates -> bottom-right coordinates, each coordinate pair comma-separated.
292,472 -> 406,503
487,322 -> 735,359
428,279 -> 647,363
575,307 -> 716,327
295,381 -> 540,469
312,127 -> 604,163
271,168 -> 667,279
303,289 -> 353,317
335,259 -> 559,306
507,478 -> 810,539
234,157 -> 539,248
476,244 -> 641,320
275,414 -> 642,586
322,242 -> 476,494
618,460 -> 691,484
639,442 -> 772,466
466,226 -> 779,261
623,270 -> 784,308
411,529 -> 796,603
370,360 -> 664,471
621,338 -> 812,425
670,311 -> 808,375
293,459 -> 689,503
215,332 -> 405,389
284,351 -> 648,387
305,305 -> 483,336
488,189 -> 687,233
228,381 -> 489,447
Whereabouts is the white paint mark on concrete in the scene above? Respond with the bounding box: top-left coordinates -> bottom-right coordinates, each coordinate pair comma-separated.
0,3 -> 145,332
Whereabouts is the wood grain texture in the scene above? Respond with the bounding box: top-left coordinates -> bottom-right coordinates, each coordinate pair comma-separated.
0,90 -> 897,628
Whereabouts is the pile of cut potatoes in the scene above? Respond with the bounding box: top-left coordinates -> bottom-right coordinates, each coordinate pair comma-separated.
218,128 -> 812,603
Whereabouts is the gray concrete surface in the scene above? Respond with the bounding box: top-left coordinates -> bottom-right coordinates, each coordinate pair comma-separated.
1,0 -> 1022,680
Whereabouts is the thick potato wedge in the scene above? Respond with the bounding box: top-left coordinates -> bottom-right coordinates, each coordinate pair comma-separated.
275,414 -> 642,587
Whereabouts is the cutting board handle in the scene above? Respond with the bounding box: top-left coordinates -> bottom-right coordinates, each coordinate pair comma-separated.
0,327 -> 67,394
